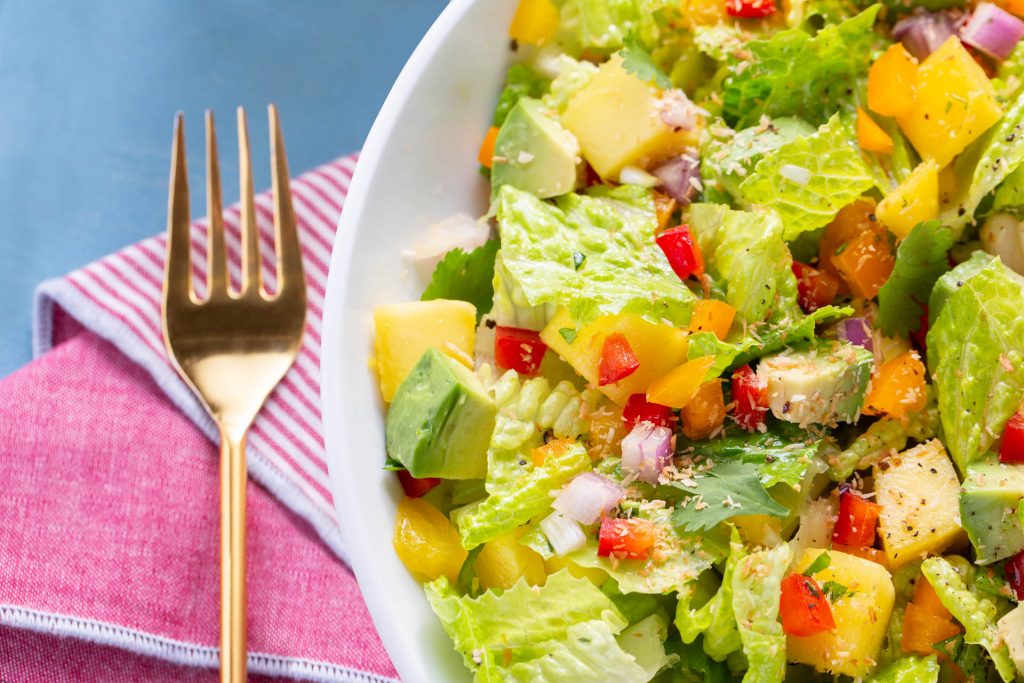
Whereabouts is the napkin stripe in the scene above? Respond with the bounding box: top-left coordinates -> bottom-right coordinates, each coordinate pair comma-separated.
34,155 -> 364,561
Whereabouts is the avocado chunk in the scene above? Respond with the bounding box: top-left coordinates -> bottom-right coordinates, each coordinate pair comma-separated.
756,340 -> 873,426
385,348 -> 496,479
960,460 -> 1024,564
491,97 -> 579,200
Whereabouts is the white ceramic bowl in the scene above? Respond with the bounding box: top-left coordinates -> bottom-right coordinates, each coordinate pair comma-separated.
321,0 -> 517,680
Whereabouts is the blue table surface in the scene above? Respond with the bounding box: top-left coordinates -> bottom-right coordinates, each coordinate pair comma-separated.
0,0 -> 449,378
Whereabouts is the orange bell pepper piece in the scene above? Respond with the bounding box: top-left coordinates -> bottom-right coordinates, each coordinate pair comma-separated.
863,350 -> 928,418
688,300 -> 736,340
857,108 -> 894,154
999,0 -> 1024,18
647,356 -> 715,409
868,43 -> 919,118
508,0 -> 559,46
680,380 -> 726,440
478,126 -> 500,169
831,543 -> 889,569
653,190 -> 678,230
819,199 -> 881,293
832,228 -> 896,299
913,575 -> 954,621
901,602 -> 962,656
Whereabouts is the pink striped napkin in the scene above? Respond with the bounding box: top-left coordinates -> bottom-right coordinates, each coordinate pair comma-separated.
0,154 -> 400,681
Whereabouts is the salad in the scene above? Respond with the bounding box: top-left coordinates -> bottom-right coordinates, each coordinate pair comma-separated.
374,0 -> 1024,680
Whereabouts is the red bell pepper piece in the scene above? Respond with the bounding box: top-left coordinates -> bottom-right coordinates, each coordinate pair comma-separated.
832,487 -> 883,547
396,470 -> 441,498
598,333 -> 640,386
622,393 -> 675,430
597,517 -> 657,560
656,225 -> 705,281
792,261 -> 840,313
494,326 -> 547,376
731,364 -> 768,432
1007,550 -> 1024,600
726,0 -> 777,18
780,573 -> 836,637
910,307 -> 929,356
1000,407 -> 1024,464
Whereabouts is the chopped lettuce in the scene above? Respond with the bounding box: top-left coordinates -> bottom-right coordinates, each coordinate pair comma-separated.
720,5 -> 882,128
927,255 -> 1024,470
492,252 -> 558,330
496,185 -> 697,328
867,655 -> 939,682
540,55 -> 599,112
992,164 -> 1024,216
675,534 -> 745,661
920,557 -> 1018,681
656,638 -> 732,682
863,117 -> 918,196
494,64 -> 551,127
876,221 -> 954,337
732,543 -> 791,683
826,404 -> 939,481
616,614 -> 679,680
554,0 -> 671,51
738,114 -> 875,240
502,620 -> 654,682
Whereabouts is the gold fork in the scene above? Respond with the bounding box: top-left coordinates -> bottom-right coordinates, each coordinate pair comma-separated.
161,105 -> 306,683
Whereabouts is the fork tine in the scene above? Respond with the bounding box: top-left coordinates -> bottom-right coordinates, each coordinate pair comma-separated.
165,112 -> 192,305
268,104 -> 303,299
205,111 -> 227,297
236,106 -> 261,296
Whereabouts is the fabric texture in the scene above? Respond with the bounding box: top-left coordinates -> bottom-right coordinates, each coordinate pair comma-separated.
0,154 -> 401,681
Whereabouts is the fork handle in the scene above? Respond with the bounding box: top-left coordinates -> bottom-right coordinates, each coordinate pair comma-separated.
220,427 -> 248,683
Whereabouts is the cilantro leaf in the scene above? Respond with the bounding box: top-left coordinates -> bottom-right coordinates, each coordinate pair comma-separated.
421,239 -> 499,323
821,580 -> 848,602
671,460 -> 789,532
802,551 -> 831,577
876,221 -> 954,337
620,36 -> 672,89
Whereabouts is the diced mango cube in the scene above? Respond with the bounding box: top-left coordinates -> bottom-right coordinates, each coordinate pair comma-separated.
874,440 -> 964,569
876,160 -> 940,239
896,37 -> 1003,168
374,300 -> 476,402
680,379 -> 725,440
540,308 -> 690,405
788,549 -> 895,677
393,498 -> 468,583
563,56 -> 700,180
475,529 -> 547,591
508,0 -> 559,46
680,0 -> 729,26
868,43 -> 918,118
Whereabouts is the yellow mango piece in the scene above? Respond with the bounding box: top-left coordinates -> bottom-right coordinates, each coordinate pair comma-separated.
680,0 -> 728,26
374,300 -> 476,402
867,43 -> 918,118
475,529 -> 547,591
680,379 -> 725,440
874,439 -> 964,569
393,498 -> 468,583
540,308 -> 689,405
647,356 -> 715,409
896,37 -> 1003,168
876,160 -> 940,239
788,549 -> 895,677
687,299 -> 736,340
857,107 -> 894,154
545,555 -> 609,586
562,55 -> 701,180
508,0 -> 559,46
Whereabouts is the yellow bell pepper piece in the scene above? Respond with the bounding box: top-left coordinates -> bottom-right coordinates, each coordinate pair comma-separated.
867,43 -> 918,118
393,498 -> 468,583
857,107 -> 894,154
863,350 -> 927,418
876,160 -> 940,240
508,0 -> 559,46
647,356 -> 715,409
687,300 -> 736,341
680,380 -> 725,440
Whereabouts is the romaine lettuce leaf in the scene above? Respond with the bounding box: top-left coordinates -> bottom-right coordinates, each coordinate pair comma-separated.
540,55 -> 599,112
555,0 -> 671,51
867,655 -> 939,682
732,543 -> 791,683
876,221 -> 954,337
496,184 -> 697,328
927,255 -> 1024,470
675,533 -> 745,661
616,614 -> 679,680
492,253 -> 558,330
992,165 -> 1024,216
863,117 -> 918,196
502,620 -> 654,682
494,64 -> 551,127
720,5 -> 882,128
655,638 -> 732,682
826,404 -> 939,481
737,114 -> 875,240
921,557 -> 1018,681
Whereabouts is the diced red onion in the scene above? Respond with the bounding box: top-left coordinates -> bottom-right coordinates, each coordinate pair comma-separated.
651,154 -> 701,205
960,3 -> 1024,60
552,472 -> 625,525
893,11 -> 959,60
539,512 -> 587,556
837,317 -> 873,351
621,423 -> 674,484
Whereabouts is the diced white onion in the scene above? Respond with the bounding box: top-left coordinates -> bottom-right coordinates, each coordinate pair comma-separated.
779,164 -> 811,186
619,165 -> 660,187
401,213 -> 491,283
620,423 -> 674,484
552,472 -> 626,525
540,512 -> 587,556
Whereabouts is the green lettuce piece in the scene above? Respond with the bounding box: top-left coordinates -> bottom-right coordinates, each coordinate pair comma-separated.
928,250 -> 995,325
720,5 -> 882,128
602,581 -> 674,625
674,531 -> 744,662
493,64 -> 551,127
826,405 -> 939,481
863,117 -> 918,196
424,569 -> 633,681
492,253 -> 558,330
939,94 -> 1024,236
566,508 -> 724,593
616,614 -> 678,680
540,55 -> 599,112
867,655 -> 939,682
677,422 -> 823,488
555,0 -> 671,51
920,557 -> 1018,681
732,543 -> 791,683
655,638 -> 732,682
992,164 -> 1024,216
737,114 -> 875,240
502,620 -> 654,682
927,255 -> 1024,470
496,184 -> 697,328
876,221 -> 953,337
